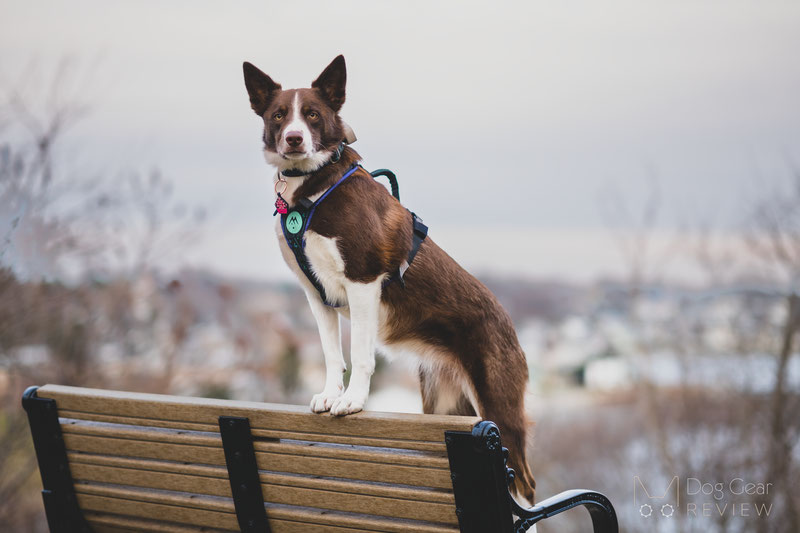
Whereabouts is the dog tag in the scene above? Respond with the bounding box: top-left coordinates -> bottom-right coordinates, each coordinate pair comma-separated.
274,193 -> 288,215
285,211 -> 304,234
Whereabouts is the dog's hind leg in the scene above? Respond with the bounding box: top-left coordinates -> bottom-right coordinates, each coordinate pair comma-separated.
466,358 -> 537,505
418,363 -> 477,416
420,357 -> 536,503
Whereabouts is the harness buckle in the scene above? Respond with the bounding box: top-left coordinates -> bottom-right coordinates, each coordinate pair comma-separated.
412,213 -> 428,238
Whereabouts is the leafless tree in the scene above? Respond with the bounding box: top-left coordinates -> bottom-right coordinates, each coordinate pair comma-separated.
744,168 -> 800,533
0,60 -> 206,530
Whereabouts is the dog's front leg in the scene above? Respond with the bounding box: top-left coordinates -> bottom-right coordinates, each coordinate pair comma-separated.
306,293 -> 346,413
330,278 -> 381,416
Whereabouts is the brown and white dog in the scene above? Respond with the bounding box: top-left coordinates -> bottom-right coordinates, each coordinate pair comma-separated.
243,55 -> 536,503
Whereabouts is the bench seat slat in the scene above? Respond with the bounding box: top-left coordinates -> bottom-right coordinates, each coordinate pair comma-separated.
77,484 -> 459,533
39,384 -> 478,442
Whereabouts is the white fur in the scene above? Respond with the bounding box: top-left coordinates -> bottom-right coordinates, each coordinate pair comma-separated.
263,92 -> 334,175
428,382 -> 461,414
387,339 -> 482,416
273,223 -> 345,301
329,277 -> 384,415
293,233 -> 348,410
274,224 -> 345,411
264,148 -> 331,174
307,295 -> 346,413
282,93 -> 313,155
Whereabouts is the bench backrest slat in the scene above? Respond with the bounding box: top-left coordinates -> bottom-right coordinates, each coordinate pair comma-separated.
85,511 -> 228,533
58,408 -> 447,452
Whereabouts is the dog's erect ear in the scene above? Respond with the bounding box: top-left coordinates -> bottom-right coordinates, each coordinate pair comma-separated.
312,55 -> 346,112
243,62 -> 281,116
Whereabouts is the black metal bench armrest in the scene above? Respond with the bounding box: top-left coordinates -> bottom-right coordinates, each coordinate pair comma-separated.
446,421 -> 619,533
510,489 -> 618,533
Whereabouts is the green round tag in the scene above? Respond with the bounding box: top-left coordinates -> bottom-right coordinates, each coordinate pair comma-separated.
285,211 -> 304,234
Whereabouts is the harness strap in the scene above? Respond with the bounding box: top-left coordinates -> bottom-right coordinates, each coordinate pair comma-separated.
370,169 -> 400,201
384,212 -> 427,288
303,165 -> 357,234
280,165 -> 359,306
280,165 -> 427,306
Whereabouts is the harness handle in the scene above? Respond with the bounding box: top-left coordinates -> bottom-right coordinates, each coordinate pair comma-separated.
370,169 -> 400,201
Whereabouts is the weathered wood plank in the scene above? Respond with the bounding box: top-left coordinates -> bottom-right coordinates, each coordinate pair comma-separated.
77,484 -> 459,533
59,410 -> 446,452
67,452 -> 455,504
61,419 -> 449,468
71,462 -> 457,524
63,433 -> 453,489
39,384 -> 479,442
77,491 -> 237,529
85,511 -> 231,532
63,434 -> 227,466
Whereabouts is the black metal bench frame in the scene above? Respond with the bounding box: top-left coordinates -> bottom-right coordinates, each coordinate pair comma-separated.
23,385 -> 618,533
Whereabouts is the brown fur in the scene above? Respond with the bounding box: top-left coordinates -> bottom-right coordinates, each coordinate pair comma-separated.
243,57 -> 536,503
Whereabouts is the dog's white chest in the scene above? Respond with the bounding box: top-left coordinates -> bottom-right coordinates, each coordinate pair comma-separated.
274,219 -> 349,305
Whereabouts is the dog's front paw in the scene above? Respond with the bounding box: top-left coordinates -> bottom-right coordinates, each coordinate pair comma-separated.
329,392 -> 365,416
310,389 -> 342,413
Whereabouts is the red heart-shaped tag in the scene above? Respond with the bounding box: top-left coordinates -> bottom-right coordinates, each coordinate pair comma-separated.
275,195 -> 288,215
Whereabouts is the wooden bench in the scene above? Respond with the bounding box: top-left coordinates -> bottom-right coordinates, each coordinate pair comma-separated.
22,384 -> 618,533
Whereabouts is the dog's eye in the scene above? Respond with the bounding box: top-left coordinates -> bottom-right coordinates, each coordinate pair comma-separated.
272,112 -> 284,121
307,111 -> 319,120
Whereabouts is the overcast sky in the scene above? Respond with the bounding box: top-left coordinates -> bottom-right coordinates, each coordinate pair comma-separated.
2,1 -> 799,282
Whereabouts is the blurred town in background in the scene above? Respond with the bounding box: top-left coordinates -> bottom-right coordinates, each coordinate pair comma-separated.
2,2 -> 800,532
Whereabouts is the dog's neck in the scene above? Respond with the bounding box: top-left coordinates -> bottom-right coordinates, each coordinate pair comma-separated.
273,146 -> 361,206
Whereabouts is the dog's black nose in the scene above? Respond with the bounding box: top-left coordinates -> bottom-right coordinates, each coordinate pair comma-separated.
286,131 -> 303,147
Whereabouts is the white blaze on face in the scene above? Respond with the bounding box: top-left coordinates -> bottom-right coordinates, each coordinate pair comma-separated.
264,91 -> 335,173
280,92 -> 314,158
